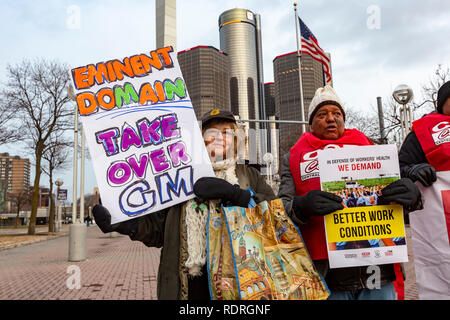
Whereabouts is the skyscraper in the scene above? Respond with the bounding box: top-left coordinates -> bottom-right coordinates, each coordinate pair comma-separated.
178,46 -> 231,119
264,82 -> 276,117
273,51 -> 332,170
218,8 -> 266,161
155,0 -> 177,51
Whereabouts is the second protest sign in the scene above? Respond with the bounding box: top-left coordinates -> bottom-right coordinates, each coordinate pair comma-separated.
318,145 -> 408,268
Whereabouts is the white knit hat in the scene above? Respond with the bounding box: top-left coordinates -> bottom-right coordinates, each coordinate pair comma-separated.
307,85 -> 345,124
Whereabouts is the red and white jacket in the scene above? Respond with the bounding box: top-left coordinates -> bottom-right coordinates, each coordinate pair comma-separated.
289,129 -> 373,260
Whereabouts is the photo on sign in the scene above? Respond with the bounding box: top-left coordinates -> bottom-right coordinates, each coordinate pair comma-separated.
322,175 -> 405,251
322,176 -> 399,208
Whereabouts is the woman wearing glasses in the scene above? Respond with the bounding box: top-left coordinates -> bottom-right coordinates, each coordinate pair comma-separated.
92,108 -> 275,300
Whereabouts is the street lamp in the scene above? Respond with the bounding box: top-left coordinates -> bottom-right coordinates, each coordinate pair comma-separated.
262,152 -> 274,187
67,84 -> 87,262
393,84 -> 414,142
55,179 -> 63,232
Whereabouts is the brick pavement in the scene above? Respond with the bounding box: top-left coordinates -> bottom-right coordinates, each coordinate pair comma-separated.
0,226 -> 160,300
0,224 -> 419,300
404,226 -> 419,300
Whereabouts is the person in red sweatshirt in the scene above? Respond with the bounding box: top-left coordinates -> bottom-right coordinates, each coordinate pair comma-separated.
399,80 -> 450,183
398,81 -> 450,299
278,85 -> 422,300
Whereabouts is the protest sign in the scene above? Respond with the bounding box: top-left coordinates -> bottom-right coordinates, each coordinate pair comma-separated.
318,145 -> 408,268
410,171 -> 450,299
69,46 -> 215,224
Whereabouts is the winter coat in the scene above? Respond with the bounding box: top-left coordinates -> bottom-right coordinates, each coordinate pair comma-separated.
128,164 -> 276,300
399,131 -> 428,176
278,152 -> 396,292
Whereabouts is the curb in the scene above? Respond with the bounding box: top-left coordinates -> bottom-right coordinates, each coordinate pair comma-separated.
0,232 -> 69,252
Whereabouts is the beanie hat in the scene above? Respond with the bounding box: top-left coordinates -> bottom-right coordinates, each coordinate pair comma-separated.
308,85 -> 345,124
437,80 -> 450,114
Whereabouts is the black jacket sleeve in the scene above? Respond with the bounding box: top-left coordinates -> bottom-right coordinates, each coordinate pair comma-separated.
399,131 -> 429,178
277,152 -> 306,225
245,165 -> 276,203
129,209 -> 169,248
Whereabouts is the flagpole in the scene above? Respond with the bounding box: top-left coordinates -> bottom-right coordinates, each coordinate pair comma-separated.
294,2 -> 306,134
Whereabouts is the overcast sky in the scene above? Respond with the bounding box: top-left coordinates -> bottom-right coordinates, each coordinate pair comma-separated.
1,0 -> 449,202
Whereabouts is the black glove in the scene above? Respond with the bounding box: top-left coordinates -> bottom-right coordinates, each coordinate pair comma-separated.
403,163 -> 437,187
92,204 -> 138,236
193,177 -> 251,207
379,178 -> 423,211
292,190 -> 344,221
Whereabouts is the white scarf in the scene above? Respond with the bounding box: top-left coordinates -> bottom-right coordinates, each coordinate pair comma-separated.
184,157 -> 238,276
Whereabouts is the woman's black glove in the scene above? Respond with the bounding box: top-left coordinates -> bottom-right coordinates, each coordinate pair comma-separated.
402,163 -> 437,187
92,204 -> 138,237
292,190 -> 344,221
193,177 -> 251,207
379,178 -> 423,211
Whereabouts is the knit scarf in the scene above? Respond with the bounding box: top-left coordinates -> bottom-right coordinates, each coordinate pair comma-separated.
184,157 -> 238,276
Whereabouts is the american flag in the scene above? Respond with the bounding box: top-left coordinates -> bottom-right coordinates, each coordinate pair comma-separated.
299,17 -> 332,84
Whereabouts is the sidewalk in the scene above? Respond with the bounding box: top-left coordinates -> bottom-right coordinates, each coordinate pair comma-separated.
0,224 -> 419,300
0,226 -> 160,300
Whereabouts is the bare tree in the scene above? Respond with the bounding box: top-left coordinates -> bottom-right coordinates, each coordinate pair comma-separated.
0,96 -> 21,144
380,96 -> 403,145
345,105 -> 381,143
1,59 -> 73,235
42,133 -> 71,232
414,64 -> 450,115
7,187 -> 32,228
378,64 -> 450,146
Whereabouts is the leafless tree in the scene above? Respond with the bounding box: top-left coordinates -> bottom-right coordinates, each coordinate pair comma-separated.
7,187 -> 32,228
1,59 -> 73,235
350,64 -> 450,147
413,64 -> 450,115
0,96 -> 20,144
345,105 -> 381,143
382,64 -> 450,145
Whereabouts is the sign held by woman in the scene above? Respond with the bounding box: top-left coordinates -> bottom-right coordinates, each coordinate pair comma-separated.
69,46 -> 215,224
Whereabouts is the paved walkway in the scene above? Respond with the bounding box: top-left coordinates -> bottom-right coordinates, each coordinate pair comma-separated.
0,225 -> 419,300
0,226 -> 160,300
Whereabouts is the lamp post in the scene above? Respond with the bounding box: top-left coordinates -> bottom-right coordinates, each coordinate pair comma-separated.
263,152 -> 274,187
393,84 -> 414,142
55,179 -> 63,232
67,85 -> 87,262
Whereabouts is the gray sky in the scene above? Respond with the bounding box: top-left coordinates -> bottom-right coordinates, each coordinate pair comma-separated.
1,0 -> 449,202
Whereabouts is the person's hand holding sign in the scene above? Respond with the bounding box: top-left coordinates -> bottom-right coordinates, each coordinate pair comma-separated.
193,177 -> 252,207
92,204 -> 138,236
403,163 -> 437,187
292,190 -> 344,222
379,178 -> 423,211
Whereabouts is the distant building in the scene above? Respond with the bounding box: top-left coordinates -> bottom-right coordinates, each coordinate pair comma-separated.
219,8 -> 266,161
273,52 -> 331,170
155,0 -> 177,51
39,187 -> 50,208
0,153 -> 30,212
178,46 -> 231,119
264,82 -> 276,117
